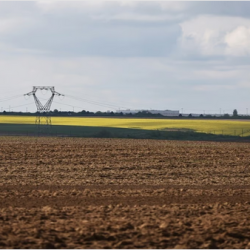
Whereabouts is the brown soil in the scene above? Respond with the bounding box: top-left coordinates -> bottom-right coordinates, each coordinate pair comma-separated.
1,137 -> 250,248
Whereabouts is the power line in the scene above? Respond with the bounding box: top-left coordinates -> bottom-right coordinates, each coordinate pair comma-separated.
0,95 -> 23,102
63,89 -> 133,109
10,102 -> 34,109
53,100 -> 81,109
41,99 -> 112,112
23,91 -> 132,110
66,95 -> 131,110
0,87 -> 28,95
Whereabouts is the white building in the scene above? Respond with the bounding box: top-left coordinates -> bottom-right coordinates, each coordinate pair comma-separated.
118,109 -> 179,116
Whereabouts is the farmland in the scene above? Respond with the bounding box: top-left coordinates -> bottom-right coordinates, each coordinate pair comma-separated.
1,136 -> 250,248
1,115 -> 250,138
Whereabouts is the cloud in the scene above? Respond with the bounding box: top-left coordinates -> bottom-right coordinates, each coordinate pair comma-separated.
193,85 -> 231,92
36,1 -> 186,24
225,26 -> 250,56
179,15 -> 250,58
237,81 -> 250,89
1,1 -> 250,114
0,2 -> 182,58
186,1 -> 250,18
2,2 -> 250,58
0,17 -> 21,34
36,1 -> 106,12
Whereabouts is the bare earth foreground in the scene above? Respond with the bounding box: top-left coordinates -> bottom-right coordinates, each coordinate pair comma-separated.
1,137 -> 250,248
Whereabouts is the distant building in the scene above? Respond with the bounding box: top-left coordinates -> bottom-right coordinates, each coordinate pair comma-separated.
181,113 -> 223,117
118,109 -> 179,117
181,113 -> 201,117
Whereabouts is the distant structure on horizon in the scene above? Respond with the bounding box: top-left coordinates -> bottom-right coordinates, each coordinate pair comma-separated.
117,109 -> 179,116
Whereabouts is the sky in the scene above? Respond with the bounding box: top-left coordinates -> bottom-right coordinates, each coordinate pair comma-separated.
0,1 -> 250,115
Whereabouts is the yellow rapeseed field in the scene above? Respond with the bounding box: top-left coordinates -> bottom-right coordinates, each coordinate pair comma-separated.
1,115 -> 250,136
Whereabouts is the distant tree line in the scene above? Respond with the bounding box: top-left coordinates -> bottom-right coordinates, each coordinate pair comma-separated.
0,109 -> 165,118
0,108 -> 249,119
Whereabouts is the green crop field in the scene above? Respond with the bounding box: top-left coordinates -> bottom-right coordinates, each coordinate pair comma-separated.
1,116 -> 250,137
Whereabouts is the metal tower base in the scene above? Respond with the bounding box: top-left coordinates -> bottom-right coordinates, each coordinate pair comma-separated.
24,86 -> 64,135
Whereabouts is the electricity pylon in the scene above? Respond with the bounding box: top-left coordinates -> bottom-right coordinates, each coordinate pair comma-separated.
24,86 -> 64,134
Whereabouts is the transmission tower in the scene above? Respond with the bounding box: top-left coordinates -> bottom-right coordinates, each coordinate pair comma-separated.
24,86 -> 64,134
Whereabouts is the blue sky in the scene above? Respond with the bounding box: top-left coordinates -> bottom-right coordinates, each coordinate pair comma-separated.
0,1 -> 250,114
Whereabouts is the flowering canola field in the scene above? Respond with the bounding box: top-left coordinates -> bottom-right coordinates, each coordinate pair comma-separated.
1,116 -> 250,136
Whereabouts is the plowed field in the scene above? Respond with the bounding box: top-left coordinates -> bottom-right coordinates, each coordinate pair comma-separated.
1,137 -> 250,248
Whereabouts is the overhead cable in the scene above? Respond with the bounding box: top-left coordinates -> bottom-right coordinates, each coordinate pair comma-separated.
0,95 -> 23,102
66,95 -> 130,110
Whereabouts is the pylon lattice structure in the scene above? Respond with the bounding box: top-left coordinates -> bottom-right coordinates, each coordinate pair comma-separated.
24,86 -> 64,134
